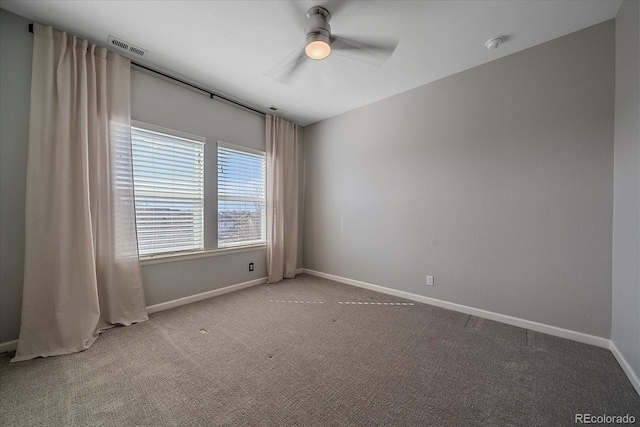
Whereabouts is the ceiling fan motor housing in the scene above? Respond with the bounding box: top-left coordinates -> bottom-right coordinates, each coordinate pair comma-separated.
306,6 -> 332,46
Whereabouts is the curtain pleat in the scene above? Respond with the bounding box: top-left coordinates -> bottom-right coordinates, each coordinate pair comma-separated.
266,115 -> 299,283
13,24 -> 147,362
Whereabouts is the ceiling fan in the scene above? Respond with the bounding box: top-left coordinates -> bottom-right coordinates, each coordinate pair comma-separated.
265,5 -> 398,82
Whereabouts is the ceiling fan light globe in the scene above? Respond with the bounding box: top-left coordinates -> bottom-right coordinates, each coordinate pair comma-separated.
305,40 -> 331,60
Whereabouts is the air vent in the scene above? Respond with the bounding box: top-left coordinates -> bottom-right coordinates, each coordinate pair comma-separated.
111,38 -> 129,50
129,46 -> 146,56
107,35 -> 148,58
268,106 -> 287,113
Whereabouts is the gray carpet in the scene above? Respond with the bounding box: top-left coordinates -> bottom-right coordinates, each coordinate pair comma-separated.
1,274 -> 638,426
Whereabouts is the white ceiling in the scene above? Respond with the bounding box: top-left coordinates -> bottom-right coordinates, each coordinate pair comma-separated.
0,0 -> 622,126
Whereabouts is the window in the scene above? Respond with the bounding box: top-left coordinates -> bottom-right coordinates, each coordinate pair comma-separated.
217,142 -> 266,248
131,122 -> 205,256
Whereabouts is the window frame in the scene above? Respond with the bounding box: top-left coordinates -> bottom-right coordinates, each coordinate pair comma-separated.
130,120 -> 206,258
217,141 -> 267,249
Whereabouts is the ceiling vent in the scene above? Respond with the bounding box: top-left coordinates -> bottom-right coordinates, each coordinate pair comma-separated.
107,35 -> 148,58
269,106 -> 287,113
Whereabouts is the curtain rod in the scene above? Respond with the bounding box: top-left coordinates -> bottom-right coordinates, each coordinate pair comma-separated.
28,24 -> 267,118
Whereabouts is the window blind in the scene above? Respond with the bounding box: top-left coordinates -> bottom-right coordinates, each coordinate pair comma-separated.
131,125 -> 205,256
217,142 -> 266,248
113,123 -> 138,258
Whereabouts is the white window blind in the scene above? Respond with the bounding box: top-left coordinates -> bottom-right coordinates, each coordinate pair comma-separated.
217,142 -> 266,248
113,122 -> 138,258
131,123 -> 205,256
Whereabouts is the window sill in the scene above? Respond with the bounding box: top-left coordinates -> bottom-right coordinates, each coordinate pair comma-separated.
140,244 -> 267,266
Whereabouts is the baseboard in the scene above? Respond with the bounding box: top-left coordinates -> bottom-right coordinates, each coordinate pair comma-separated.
1,272 -> 302,352
610,341 -> 640,396
302,269 -> 610,349
0,339 -> 18,353
0,276 -> 272,353
146,277 -> 267,314
3,269 -> 637,396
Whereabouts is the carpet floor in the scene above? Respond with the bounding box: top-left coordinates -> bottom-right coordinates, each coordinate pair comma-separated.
1,274 -> 638,426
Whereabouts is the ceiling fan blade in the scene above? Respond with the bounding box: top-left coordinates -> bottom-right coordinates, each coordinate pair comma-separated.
330,35 -> 398,67
283,0 -> 307,34
263,44 -> 308,83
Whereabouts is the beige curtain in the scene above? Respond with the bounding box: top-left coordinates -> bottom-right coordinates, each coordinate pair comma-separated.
266,115 -> 299,283
13,24 -> 147,362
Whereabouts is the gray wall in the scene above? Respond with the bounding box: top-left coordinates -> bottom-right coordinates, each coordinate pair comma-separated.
0,8 -> 305,342
303,21 -> 615,338
0,9 -> 31,345
612,0 -> 640,380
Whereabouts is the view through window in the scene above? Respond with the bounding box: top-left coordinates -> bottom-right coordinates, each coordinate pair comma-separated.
217,142 -> 266,248
131,123 -> 205,256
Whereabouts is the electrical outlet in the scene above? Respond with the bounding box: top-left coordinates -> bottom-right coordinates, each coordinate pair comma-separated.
249,262 -> 254,272
427,275 -> 434,286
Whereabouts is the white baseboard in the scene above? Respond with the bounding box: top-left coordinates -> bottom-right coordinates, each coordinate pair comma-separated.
4,269 -> 635,397
146,277 -> 267,314
302,269 -> 610,349
0,276 -> 271,353
0,339 -> 18,353
610,341 -> 640,396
